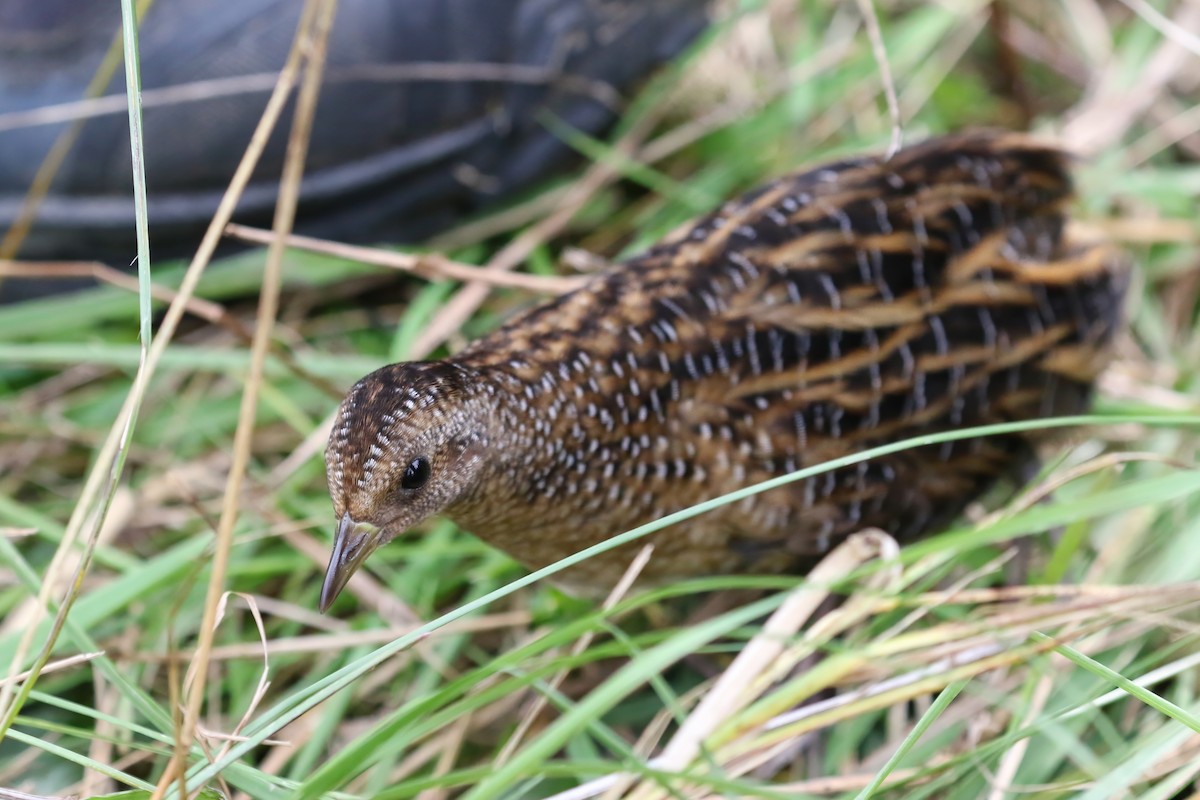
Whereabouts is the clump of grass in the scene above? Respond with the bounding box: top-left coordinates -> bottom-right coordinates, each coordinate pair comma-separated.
2,1 -> 1200,798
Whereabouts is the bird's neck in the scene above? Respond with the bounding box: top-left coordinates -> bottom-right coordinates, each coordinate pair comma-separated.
443,357 -> 608,541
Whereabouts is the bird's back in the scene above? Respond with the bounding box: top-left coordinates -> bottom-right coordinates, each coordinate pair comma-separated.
452,131 -> 1127,586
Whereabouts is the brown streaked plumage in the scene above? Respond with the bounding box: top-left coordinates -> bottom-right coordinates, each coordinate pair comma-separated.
319,131 -> 1128,610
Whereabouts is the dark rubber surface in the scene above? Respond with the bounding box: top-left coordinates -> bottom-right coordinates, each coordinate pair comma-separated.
0,0 -> 708,276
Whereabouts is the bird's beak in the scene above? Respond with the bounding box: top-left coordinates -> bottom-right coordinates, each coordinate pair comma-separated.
319,512 -> 383,612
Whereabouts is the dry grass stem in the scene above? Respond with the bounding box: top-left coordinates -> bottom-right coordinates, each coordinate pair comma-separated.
0,651 -> 104,688
0,62 -> 622,136
152,1 -> 339,794
0,261 -> 229,324
854,0 -> 903,157
223,224 -> 588,294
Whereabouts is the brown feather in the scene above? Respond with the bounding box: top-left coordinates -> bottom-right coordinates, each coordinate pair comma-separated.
323,131 -> 1128,597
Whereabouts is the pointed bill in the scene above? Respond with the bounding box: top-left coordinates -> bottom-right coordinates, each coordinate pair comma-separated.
319,512 -> 383,612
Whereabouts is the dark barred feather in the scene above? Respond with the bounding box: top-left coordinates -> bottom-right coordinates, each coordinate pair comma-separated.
325,131 -> 1127,596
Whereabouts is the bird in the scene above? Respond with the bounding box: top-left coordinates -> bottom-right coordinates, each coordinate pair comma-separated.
318,130 -> 1128,611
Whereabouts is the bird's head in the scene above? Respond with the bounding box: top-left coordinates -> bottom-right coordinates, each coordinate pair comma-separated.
321,361 -> 490,611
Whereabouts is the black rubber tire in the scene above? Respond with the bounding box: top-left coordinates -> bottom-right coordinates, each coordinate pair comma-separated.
0,0 -> 709,273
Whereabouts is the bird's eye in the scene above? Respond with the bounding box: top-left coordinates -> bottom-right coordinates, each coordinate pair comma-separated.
401,456 -> 431,490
